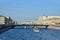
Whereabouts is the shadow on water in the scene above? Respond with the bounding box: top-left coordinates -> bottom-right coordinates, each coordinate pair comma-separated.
1,26 -> 60,40
0,28 -> 46,34
0,26 -> 42,34
0,26 -> 60,34
0,26 -> 15,34
0,28 -> 11,34
0,26 -> 32,34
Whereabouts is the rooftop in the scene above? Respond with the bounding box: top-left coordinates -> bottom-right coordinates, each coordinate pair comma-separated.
0,15 -> 10,19
38,16 -> 60,20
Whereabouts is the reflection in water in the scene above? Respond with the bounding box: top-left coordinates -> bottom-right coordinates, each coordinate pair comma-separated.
0,26 -> 60,40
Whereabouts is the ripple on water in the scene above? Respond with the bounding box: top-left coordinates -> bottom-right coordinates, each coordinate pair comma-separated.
0,26 -> 60,40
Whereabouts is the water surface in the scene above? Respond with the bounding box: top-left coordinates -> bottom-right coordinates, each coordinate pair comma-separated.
0,26 -> 60,40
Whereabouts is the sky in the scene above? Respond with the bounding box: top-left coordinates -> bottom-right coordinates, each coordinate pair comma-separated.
0,0 -> 60,21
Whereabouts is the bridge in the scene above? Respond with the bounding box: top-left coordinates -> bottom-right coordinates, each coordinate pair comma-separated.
0,22 -> 49,33
0,15 -> 60,33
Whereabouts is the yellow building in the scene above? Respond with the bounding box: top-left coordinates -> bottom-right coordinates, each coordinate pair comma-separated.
0,15 -> 13,25
34,16 -> 60,25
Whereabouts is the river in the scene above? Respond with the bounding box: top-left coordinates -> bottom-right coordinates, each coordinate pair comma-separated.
0,26 -> 60,40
